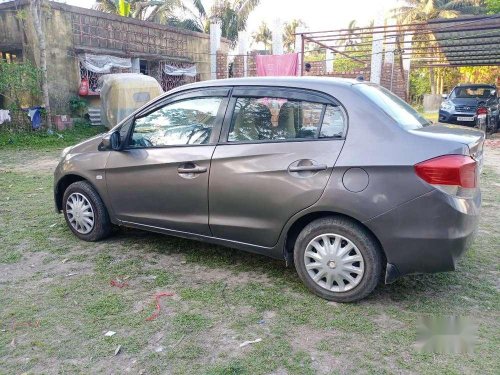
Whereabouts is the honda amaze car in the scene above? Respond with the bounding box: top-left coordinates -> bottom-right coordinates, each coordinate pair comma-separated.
54,77 -> 484,302
439,84 -> 498,130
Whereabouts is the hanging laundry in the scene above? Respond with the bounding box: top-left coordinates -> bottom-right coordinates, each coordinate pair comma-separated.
256,53 -> 299,77
27,106 -> 43,130
0,109 -> 11,125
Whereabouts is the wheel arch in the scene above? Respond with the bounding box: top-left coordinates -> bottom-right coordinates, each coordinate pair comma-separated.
283,211 -> 387,266
55,174 -> 94,211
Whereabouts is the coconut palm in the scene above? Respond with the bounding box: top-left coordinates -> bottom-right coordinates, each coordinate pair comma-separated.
283,19 -> 305,52
252,21 -> 272,51
95,0 -> 181,22
179,0 -> 261,47
394,0 -> 487,23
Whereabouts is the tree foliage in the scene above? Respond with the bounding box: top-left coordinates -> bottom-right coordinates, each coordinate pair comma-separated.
485,0 -> 500,13
0,59 -> 41,110
283,19 -> 305,52
252,21 -> 272,51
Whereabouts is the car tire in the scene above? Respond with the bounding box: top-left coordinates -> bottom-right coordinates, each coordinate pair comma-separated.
62,181 -> 112,242
294,216 -> 382,302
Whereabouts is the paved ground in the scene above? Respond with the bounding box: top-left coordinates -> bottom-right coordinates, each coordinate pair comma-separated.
0,141 -> 498,375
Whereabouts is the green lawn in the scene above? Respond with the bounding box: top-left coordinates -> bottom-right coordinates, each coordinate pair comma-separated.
0,140 -> 499,374
0,124 -> 106,150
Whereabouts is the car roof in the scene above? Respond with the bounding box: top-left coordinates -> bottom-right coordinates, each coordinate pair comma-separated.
175,76 -> 363,91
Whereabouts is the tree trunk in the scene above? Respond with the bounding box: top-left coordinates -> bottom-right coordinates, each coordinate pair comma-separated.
30,0 -> 52,130
395,35 -> 408,101
429,67 -> 436,95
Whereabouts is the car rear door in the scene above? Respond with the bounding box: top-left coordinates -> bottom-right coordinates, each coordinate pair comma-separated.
209,87 -> 347,247
105,88 -> 229,236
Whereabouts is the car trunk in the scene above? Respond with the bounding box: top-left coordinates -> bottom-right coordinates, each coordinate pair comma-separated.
410,124 -> 485,169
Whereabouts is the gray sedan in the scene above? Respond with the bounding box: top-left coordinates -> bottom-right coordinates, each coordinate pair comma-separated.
54,77 -> 484,302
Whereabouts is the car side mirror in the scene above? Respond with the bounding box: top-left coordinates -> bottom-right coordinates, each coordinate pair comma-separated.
441,93 -> 448,100
98,131 -> 122,151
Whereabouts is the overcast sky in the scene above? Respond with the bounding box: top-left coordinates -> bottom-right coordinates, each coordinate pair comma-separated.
58,0 -> 403,36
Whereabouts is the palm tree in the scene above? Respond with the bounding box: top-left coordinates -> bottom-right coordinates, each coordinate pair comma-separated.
392,0 -> 487,95
283,19 -> 305,52
252,21 -> 272,51
394,0 -> 486,23
95,1 -> 181,22
180,0 -> 261,47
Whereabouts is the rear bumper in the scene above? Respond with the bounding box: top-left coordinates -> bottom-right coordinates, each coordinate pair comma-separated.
365,188 -> 480,280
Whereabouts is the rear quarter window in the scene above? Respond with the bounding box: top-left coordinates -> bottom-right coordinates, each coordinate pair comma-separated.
356,84 -> 430,130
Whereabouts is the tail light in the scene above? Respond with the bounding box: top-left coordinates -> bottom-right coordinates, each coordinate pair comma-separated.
476,106 -> 488,119
414,155 -> 477,197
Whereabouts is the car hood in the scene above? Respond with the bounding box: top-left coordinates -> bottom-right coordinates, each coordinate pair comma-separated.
410,124 -> 484,159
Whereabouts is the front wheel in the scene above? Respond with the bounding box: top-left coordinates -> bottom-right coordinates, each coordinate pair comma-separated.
62,181 -> 112,241
294,217 -> 382,302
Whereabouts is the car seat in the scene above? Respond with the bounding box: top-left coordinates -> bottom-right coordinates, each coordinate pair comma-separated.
274,102 -> 296,140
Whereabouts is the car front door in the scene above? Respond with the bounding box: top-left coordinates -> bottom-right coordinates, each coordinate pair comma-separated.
105,88 -> 229,236
209,87 -> 347,247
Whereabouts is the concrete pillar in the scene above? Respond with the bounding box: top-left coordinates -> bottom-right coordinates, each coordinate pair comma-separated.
370,13 -> 385,84
326,49 -> 334,74
272,18 -> 284,55
295,26 -> 306,76
131,58 -> 140,73
210,21 -> 222,80
238,31 -> 248,77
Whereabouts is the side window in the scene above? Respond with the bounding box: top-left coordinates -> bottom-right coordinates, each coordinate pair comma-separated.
320,105 -> 347,138
227,97 -> 345,142
130,97 -> 223,147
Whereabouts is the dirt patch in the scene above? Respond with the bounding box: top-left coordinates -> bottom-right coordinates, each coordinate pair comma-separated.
0,150 -> 59,173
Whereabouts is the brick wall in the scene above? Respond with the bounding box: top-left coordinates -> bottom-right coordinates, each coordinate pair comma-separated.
318,70 -> 371,81
305,60 -> 326,76
216,50 -> 228,79
247,53 -> 257,77
380,62 -> 408,100
233,55 -> 245,78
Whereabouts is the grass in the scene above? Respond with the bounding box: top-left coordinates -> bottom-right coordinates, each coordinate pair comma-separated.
0,123 -> 106,149
0,142 -> 498,374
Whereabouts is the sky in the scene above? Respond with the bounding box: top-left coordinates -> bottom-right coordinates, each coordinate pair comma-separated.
58,0 -> 404,37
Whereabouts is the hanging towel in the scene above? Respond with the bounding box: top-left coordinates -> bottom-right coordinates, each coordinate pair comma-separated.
256,53 -> 299,77
0,109 -> 11,125
27,106 -> 42,130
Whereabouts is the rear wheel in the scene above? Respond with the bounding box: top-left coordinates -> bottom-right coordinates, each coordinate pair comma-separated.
63,181 -> 112,241
294,217 -> 382,302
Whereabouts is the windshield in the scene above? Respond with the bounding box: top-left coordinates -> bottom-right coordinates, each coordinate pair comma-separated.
356,84 -> 430,130
450,86 -> 495,99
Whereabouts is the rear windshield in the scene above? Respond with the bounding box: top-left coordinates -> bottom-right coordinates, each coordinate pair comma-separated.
450,86 -> 495,99
356,84 -> 430,130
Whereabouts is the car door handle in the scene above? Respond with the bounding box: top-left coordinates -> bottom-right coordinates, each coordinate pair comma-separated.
289,164 -> 328,172
177,166 -> 207,174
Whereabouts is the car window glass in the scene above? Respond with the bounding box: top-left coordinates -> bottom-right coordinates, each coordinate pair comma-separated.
228,97 -> 331,142
356,84 -> 430,130
320,105 -> 347,138
450,87 -> 494,99
130,97 -> 222,147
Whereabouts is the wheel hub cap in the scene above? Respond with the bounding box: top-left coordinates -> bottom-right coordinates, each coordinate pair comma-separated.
66,192 -> 94,234
304,234 -> 365,292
